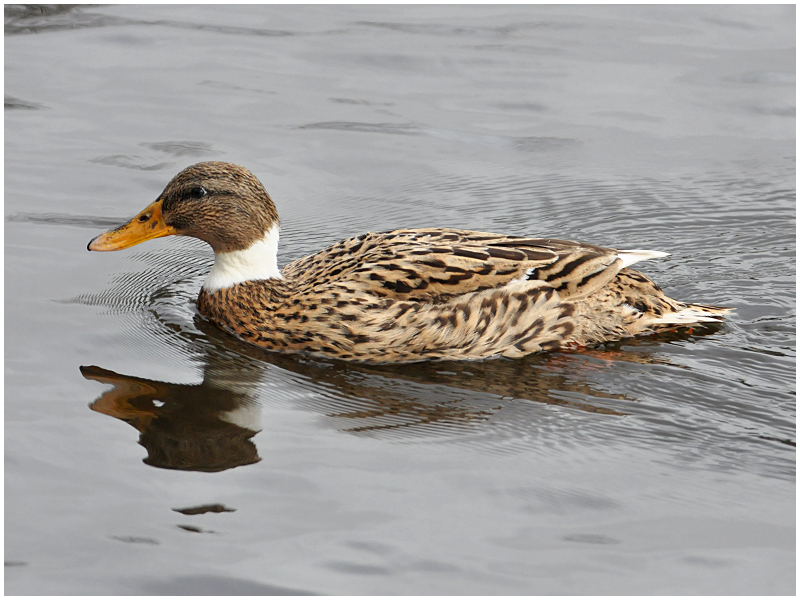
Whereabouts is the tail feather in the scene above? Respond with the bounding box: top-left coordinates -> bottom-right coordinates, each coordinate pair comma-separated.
650,303 -> 733,325
617,249 -> 669,269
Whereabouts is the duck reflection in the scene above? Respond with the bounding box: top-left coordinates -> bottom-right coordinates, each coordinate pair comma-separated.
82,313 -> 723,472
81,360 -> 263,472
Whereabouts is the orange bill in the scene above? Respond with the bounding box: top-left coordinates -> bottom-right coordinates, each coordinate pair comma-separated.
87,200 -> 177,251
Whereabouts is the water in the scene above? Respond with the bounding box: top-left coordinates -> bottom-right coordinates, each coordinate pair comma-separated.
5,5 -> 795,594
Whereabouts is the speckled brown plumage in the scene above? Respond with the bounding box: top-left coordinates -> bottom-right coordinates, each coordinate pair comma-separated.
90,162 -> 732,364
196,228 -> 730,363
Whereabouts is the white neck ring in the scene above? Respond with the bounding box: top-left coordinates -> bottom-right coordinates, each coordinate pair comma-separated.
202,224 -> 282,292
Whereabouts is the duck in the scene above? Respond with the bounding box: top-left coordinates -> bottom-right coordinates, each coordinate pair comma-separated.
88,161 -> 731,364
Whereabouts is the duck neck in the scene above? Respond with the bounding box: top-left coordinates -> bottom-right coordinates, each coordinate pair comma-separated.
202,223 -> 283,293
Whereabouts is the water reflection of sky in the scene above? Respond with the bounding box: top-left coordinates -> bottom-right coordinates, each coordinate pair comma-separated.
5,4 -> 794,595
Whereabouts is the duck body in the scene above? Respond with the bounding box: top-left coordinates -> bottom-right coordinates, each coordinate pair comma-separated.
89,162 -> 731,364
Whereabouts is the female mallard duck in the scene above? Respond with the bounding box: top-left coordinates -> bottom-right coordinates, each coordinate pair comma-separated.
88,162 -> 731,363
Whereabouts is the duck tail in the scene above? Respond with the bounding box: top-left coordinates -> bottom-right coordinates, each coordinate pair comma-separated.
649,302 -> 733,325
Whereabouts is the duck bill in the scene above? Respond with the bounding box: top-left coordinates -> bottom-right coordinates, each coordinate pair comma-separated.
88,200 -> 177,251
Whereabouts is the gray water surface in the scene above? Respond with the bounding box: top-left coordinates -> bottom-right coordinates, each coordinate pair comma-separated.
5,5 -> 795,595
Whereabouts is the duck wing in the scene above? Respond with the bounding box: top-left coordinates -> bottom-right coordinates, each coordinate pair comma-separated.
284,228 -> 662,303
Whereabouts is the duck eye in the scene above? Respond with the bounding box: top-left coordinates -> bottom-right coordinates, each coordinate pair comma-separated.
188,186 -> 207,199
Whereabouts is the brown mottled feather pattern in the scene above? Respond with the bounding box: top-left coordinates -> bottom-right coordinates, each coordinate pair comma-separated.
196,228 -> 729,363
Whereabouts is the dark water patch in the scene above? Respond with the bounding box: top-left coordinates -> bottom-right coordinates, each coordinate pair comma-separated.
681,556 -> 731,568
111,535 -> 160,545
743,104 -> 795,117
4,4 -> 115,35
173,503 -> 236,515
144,141 -> 216,157
759,436 -> 796,447
4,95 -> 45,110
176,524 -> 216,534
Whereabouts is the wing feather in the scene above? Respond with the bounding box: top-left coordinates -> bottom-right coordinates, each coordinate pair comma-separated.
283,228 -> 662,303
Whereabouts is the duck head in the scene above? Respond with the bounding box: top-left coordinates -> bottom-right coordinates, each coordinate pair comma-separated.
88,162 -> 279,253
89,162 -> 283,290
